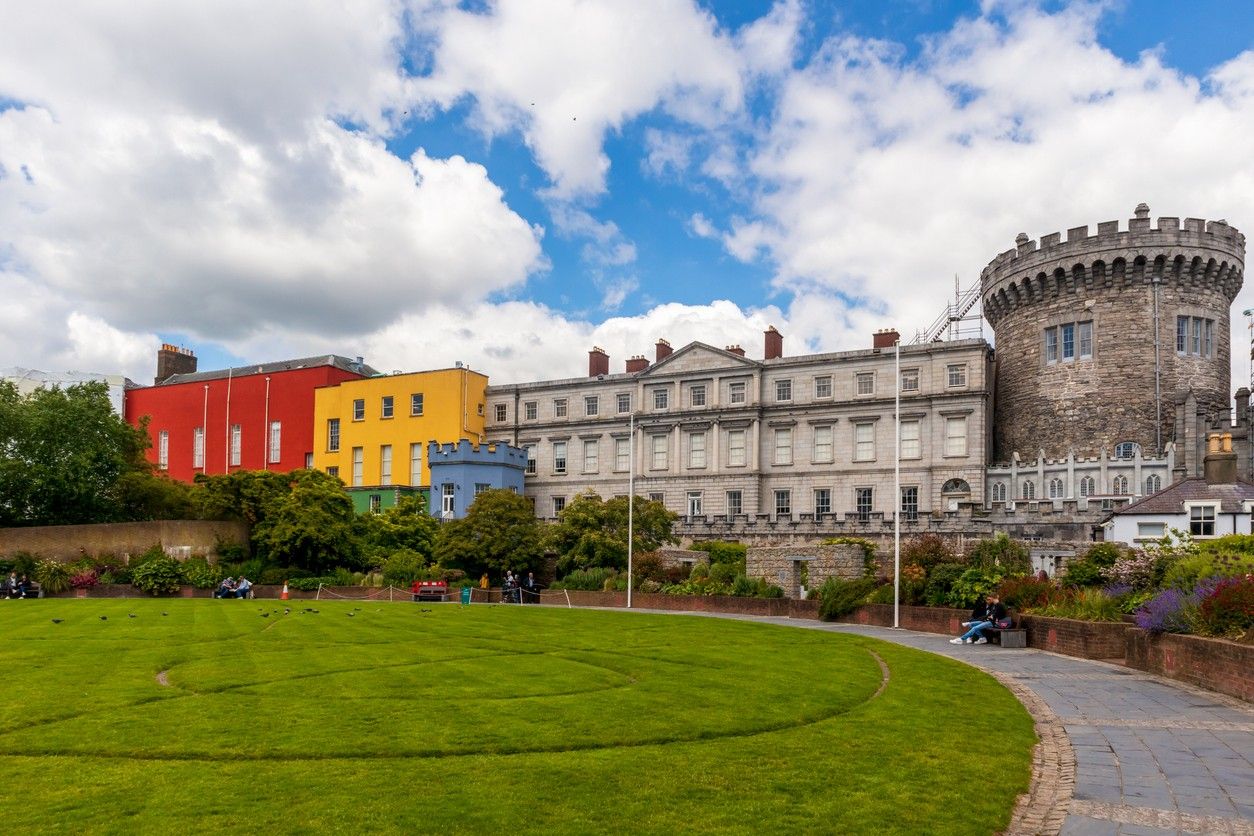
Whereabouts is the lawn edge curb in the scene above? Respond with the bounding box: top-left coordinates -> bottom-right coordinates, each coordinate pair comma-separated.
989,671 -> 1075,836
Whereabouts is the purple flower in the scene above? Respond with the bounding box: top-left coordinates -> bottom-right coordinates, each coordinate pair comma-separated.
1134,588 -> 1194,634
1102,583 -> 1132,599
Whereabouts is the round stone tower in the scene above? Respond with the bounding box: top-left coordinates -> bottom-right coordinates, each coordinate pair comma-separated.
981,204 -> 1244,462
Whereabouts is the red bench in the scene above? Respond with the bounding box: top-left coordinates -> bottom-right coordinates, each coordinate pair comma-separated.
411,580 -> 448,602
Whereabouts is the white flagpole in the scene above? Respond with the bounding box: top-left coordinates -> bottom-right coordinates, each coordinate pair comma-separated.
894,337 -> 901,629
627,410 -> 635,609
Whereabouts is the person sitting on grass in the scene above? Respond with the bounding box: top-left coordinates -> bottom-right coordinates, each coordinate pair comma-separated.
950,593 -> 1007,645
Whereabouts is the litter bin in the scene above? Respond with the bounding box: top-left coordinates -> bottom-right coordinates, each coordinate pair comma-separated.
460,586 -> 472,605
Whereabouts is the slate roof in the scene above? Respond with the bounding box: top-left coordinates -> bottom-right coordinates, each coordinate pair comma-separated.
159,355 -> 378,385
1110,477 -> 1254,516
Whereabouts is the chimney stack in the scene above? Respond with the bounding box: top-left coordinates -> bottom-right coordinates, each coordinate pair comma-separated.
155,343 -> 197,384
655,339 -> 673,363
725,345 -> 745,357
873,329 -> 901,349
588,346 -> 609,378
1203,431 -> 1237,485
764,326 -> 783,360
625,355 -> 650,374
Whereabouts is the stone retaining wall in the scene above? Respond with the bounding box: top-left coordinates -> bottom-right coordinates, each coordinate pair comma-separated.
0,520 -> 248,561
1126,631 -> 1254,703
745,544 -> 872,598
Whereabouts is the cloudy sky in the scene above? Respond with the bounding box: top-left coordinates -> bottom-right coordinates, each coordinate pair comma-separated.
1,0 -> 1252,389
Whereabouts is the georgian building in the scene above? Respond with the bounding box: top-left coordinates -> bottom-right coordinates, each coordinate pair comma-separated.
484,328 -> 991,529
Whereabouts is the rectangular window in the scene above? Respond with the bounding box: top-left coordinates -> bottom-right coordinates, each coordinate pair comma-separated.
653,389 -> 668,410
729,381 -> 746,404
475,483 -> 490,496
269,421 -> 281,463
524,401 -> 537,420
1191,317 -> 1202,355
158,430 -> 169,470
554,399 -> 567,418
381,395 -> 394,419
442,483 -> 454,516
1137,522 -> 1166,538
584,396 -> 598,416
815,376 -> 833,399
854,422 -> 874,462
351,447 -> 363,486
775,379 -> 792,401
410,443 -> 421,485
1177,315 -> 1188,353
230,424 -> 241,466
728,429 -> 746,466
1078,321 -> 1093,358
650,434 -> 669,469
524,445 -> 536,475
410,393 -> 423,416
304,452 -> 313,470
327,418 -> 340,452
774,489 -> 791,516
773,428 -> 792,465
814,488 -> 832,516
1189,505 -> 1216,537
726,490 -> 743,516
352,399 -> 365,421
192,427 -> 204,469
944,416 -> 968,457
901,486 -> 919,522
553,441 -> 567,474
813,425 -> 833,463
1061,323 -> 1075,360
327,466 -> 339,479
947,364 -> 967,388
855,487 -> 873,520
380,445 -> 392,486
494,403 -> 507,422
617,393 -> 630,413
1204,319 -> 1214,358
855,372 -> 874,396
615,437 -> 630,471
648,492 -> 664,504
900,420 -> 921,459
1044,328 -> 1058,363
687,491 -> 703,517
901,369 -> 919,392
552,496 -> 565,516
690,385 -> 706,407
688,432 -> 706,468
369,494 -> 382,514
582,439 -> 598,473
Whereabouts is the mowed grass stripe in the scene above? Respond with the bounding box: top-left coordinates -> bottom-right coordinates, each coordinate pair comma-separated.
0,600 -> 1033,834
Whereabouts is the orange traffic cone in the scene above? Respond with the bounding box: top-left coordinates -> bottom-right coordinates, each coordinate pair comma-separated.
280,582 -> 289,601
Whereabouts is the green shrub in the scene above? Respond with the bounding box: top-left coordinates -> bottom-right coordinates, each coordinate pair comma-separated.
214,540 -> 249,563
551,567 -> 619,591
1080,542 -> 1123,569
129,543 -> 166,569
382,549 -> 426,586
997,575 -> 1058,611
689,541 -> 747,565
34,559 -> 72,594
630,552 -> 668,583
689,562 -> 710,581
709,562 -> 739,585
965,534 -> 1030,575
902,534 -> 956,572
179,557 -> 222,589
1161,551 -> 1254,591
7,552 -> 39,577
816,577 -> 879,621
946,567 -> 1004,608
1061,558 -> 1105,588
131,555 -> 183,595
1196,577 -> 1254,638
924,563 -> 966,607
287,577 -> 333,591
258,567 -> 289,585
1037,588 -> 1123,622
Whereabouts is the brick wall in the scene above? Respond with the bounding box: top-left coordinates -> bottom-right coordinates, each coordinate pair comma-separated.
1125,631 -> 1254,703
0,520 -> 249,561
834,603 -> 968,635
1019,614 -> 1132,662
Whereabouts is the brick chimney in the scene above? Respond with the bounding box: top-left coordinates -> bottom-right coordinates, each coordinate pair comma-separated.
1204,432 -> 1237,485
625,355 -> 649,374
588,346 -> 609,378
764,326 -> 783,360
725,345 -> 745,357
655,339 -> 673,363
873,329 -> 900,349
155,343 -> 197,384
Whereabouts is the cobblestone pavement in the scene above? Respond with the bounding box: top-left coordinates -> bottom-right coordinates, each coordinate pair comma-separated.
627,609 -> 1254,836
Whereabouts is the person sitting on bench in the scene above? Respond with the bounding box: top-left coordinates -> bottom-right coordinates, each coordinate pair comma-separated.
950,593 -> 1007,644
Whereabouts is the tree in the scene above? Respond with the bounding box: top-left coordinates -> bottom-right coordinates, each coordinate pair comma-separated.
195,470 -> 292,529
362,494 -> 440,559
0,381 -> 153,526
251,470 -> 361,572
547,492 -> 678,575
433,489 -> 544,579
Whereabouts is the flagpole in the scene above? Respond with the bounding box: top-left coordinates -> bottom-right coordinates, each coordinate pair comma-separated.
893,337 -> 901,629
627,410 -> 635,609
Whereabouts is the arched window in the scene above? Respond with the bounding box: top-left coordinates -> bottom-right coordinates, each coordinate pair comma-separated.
1079,476 -> 1095,497
1021,480 -> 1035,500
1112,475 -> 1129,495
1114,441 -> 1140,460
942,478 -> 971,494
1145,474 -> 1162,494
990,483 -> 1006,503
1048,478 -> 1064,498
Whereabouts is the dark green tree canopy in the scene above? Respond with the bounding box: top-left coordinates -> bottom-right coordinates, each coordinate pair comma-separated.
360,494 -> 440,564
433,489 -> 544,579
251,469 -> 361,572
547,492 -> 677,575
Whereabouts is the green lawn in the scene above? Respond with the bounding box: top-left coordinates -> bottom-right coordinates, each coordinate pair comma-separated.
0,599 -> 1034,834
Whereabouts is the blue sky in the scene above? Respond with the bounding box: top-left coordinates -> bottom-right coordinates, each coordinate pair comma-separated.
1,0 -> 1252,386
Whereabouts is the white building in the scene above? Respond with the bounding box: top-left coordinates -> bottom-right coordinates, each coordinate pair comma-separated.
0,367 -> 134,415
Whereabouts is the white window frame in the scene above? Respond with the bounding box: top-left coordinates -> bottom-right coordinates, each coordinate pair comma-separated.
269,421 -> 281,464
729,381 -> 747,404
494,403 -> 507,422
773,427 -> 793,466
650,434 -> 668,470
615,437 -> 629,472
727,429 -> 746,467
855,372 -> 874,396
552,441 -> 567,475
946,364 -> 967,388
653,389 -> 669,410
688,431 -> 706,469
192,427 -> 204,469
690,385 -> 706,407
352,399 -> 365,421
379,444 -> 392,486
900,420 -> 920,460
900,486 -> 919,521
726,490 -> 743,516
900,369 -> 919,392
327,418 -> 340,452
616,393 -> 630,413
381,395 -> 394,419
410,393 -> 423,417
230,424 -> 241,466
524,445 -> 536,475
687,491 -> 703,517
775,379 -> 792,402
582,439 -> 598,474
1186,502 -> 1217,537
814,376 -> 832,399
944,416 -> 967,458
410,443 -> 421,485
855,487 -> 873,520
554,399 -> 568,418
584,396 -> 598,417
158,430 -> 169,470
351,447 -> 363,486
524,401 -> 537,420
812,425 -> 833,463
774,489 -> 791,517
854,422 -> 874,462
814,488 -> 832,516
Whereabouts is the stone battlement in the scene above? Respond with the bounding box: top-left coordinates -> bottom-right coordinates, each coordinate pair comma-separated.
426,439 -> 528,467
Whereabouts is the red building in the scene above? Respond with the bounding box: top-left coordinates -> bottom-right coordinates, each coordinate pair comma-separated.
125,349 -> 376,483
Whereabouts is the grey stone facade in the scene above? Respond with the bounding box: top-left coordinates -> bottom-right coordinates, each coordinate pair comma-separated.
982,204 -> 1244,463
745,544 -> 871,597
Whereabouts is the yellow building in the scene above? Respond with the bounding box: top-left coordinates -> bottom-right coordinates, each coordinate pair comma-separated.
312,367 -> 488,493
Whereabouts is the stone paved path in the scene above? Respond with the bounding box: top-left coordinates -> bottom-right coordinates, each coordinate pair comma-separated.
626,609 -> 1254,835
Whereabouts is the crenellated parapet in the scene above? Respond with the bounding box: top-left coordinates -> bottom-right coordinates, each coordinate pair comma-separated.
981,204 -> 1244,327
426,439 -> 529,468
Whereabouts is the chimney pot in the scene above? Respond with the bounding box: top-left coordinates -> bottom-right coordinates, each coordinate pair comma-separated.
872,328 -> 901,349
625,355 -> 650,374
655,339 -> 673,363
764,326 -> 783,360
588,346 -> 609,378
725,345 -> 745,357
1203,431 -> 1238,485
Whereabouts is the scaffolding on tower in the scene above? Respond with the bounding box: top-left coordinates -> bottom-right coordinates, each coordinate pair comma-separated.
911,275 -> 984,344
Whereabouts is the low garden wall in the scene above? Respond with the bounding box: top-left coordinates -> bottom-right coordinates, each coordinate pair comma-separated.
1019,614 -> 1133,662
0,520 -> 248,561
1126,631 -> 1253,703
